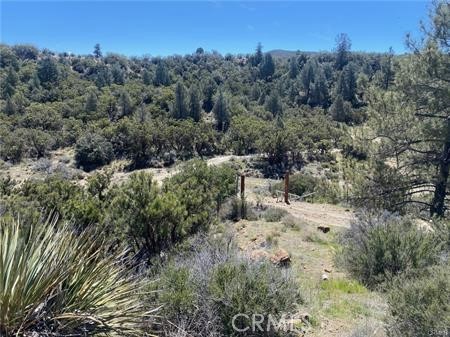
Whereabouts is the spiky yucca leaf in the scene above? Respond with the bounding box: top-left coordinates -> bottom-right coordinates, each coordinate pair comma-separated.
0,216 -> 156,336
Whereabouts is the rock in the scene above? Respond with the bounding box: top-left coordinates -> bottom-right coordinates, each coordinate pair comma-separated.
317,225 -> 330,233
321,273 -> 329,281
300,312 -> 310,323
324,268 -> 332,273
270,248 -> 291,265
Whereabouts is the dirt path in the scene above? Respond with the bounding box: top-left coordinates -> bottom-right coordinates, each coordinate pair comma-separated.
108,154 -> 255,185
245,177 -> 354,229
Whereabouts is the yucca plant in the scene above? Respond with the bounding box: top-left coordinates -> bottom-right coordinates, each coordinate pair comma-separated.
0,216 -> 157,336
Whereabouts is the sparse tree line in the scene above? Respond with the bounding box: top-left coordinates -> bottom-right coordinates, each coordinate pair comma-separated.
1,30 -> 397,173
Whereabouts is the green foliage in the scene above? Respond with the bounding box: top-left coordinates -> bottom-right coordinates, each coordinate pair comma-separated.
209,260 -> 299,335
213,90 -> 230,131
111,172 -> 186,255
0,216 -> 151,337
334,33 -> 351,70
109,161 -> 236,256
172,81 -> 188,119
75,132 -> 114,171
263,207 -> 288,222
154,236 -> 301,337
154,59 -> 170,86
340,212 -> 441,288
37,57 -> 59,85
386,264 -> 450,337
188,85 -> 202,122
260,52 -> 275,80
17,176 -> 104,229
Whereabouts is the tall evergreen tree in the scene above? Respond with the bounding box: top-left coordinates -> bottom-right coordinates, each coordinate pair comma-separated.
213,90 -> 230,132
288,57 -> 299,79
95,65 -> 112,88
330,94 -> 351,123
118,90 -> 132,117
335,33 -> 351,70
154,60 -> 170,86
300,58 -> 316,99
188,86 -> 201,122
142,69 -> 152,85
93,43 -> 102,58
4,95 -> 17,115
85,91 -> 98,112
252,42 -> 263,66
260,53 -> 275,80
308,67 -> 329,107
111,63 -> 125,85
266,92 -> 283,117
172,82 -> 188,119
202,78 -> 217,113
37,57 -> 59,84
2,67 -> 18,98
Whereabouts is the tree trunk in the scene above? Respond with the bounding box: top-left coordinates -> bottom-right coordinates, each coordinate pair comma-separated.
430,117 -> 450,217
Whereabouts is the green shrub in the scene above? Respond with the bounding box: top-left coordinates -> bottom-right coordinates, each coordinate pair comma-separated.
386,264 -> 450,337
154,236 -> 301,337
110,172 -> 186,255
209,260 -> 298,335
263,207 -> 288,222
0,216 -> 152,336
75,132 -> 114,171
339,212 -> 441,288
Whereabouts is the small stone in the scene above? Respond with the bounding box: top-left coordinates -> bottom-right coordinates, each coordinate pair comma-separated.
300,312 -> 310,323
270,248 -> 291,265
317,225 -> 331,233
321,273 -> 329,281
324,268 -> 332,273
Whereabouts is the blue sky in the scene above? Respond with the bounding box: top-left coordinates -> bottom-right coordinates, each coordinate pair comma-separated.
1,1 -> 430,56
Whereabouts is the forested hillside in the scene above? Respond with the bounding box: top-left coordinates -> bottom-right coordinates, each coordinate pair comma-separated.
0,2 -> 449,337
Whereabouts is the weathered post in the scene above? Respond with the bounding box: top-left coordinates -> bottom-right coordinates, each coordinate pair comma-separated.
284,171 -> 290,204
240,174 -> 245,198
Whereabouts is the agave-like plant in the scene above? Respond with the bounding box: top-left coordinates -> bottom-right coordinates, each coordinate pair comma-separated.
0,216 -> 157,336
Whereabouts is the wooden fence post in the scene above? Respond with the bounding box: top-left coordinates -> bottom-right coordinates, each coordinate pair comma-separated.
240,175 -> 245,198
284,171 -> 290,204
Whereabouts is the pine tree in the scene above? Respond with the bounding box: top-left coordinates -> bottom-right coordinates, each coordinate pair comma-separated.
335,33 -> 351,70
202,78 -> 217,113
308,67 -> 329,107
37,57 -> 59,84
2,67 -> 18,98
154,60 -> 170,86
213,90 -> 230,132
336,63 -> 357,103
172,82 -> 188,119
85,91 -> 98,112
95,65 -> 112,88
260,53 -> 275,80
330,94 -> 351,123
300,59 -> 316,99
93,43 -> 102,58
111,63 -> 125,85
288,57 -> 298,79
188,86 -> 201,122
366,2 -> 450,217
142,69 -> 152,85
118,90 -> 132,117
266,92 -> 283,117
253,42 -> 263,66
4,95 -> 17,115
